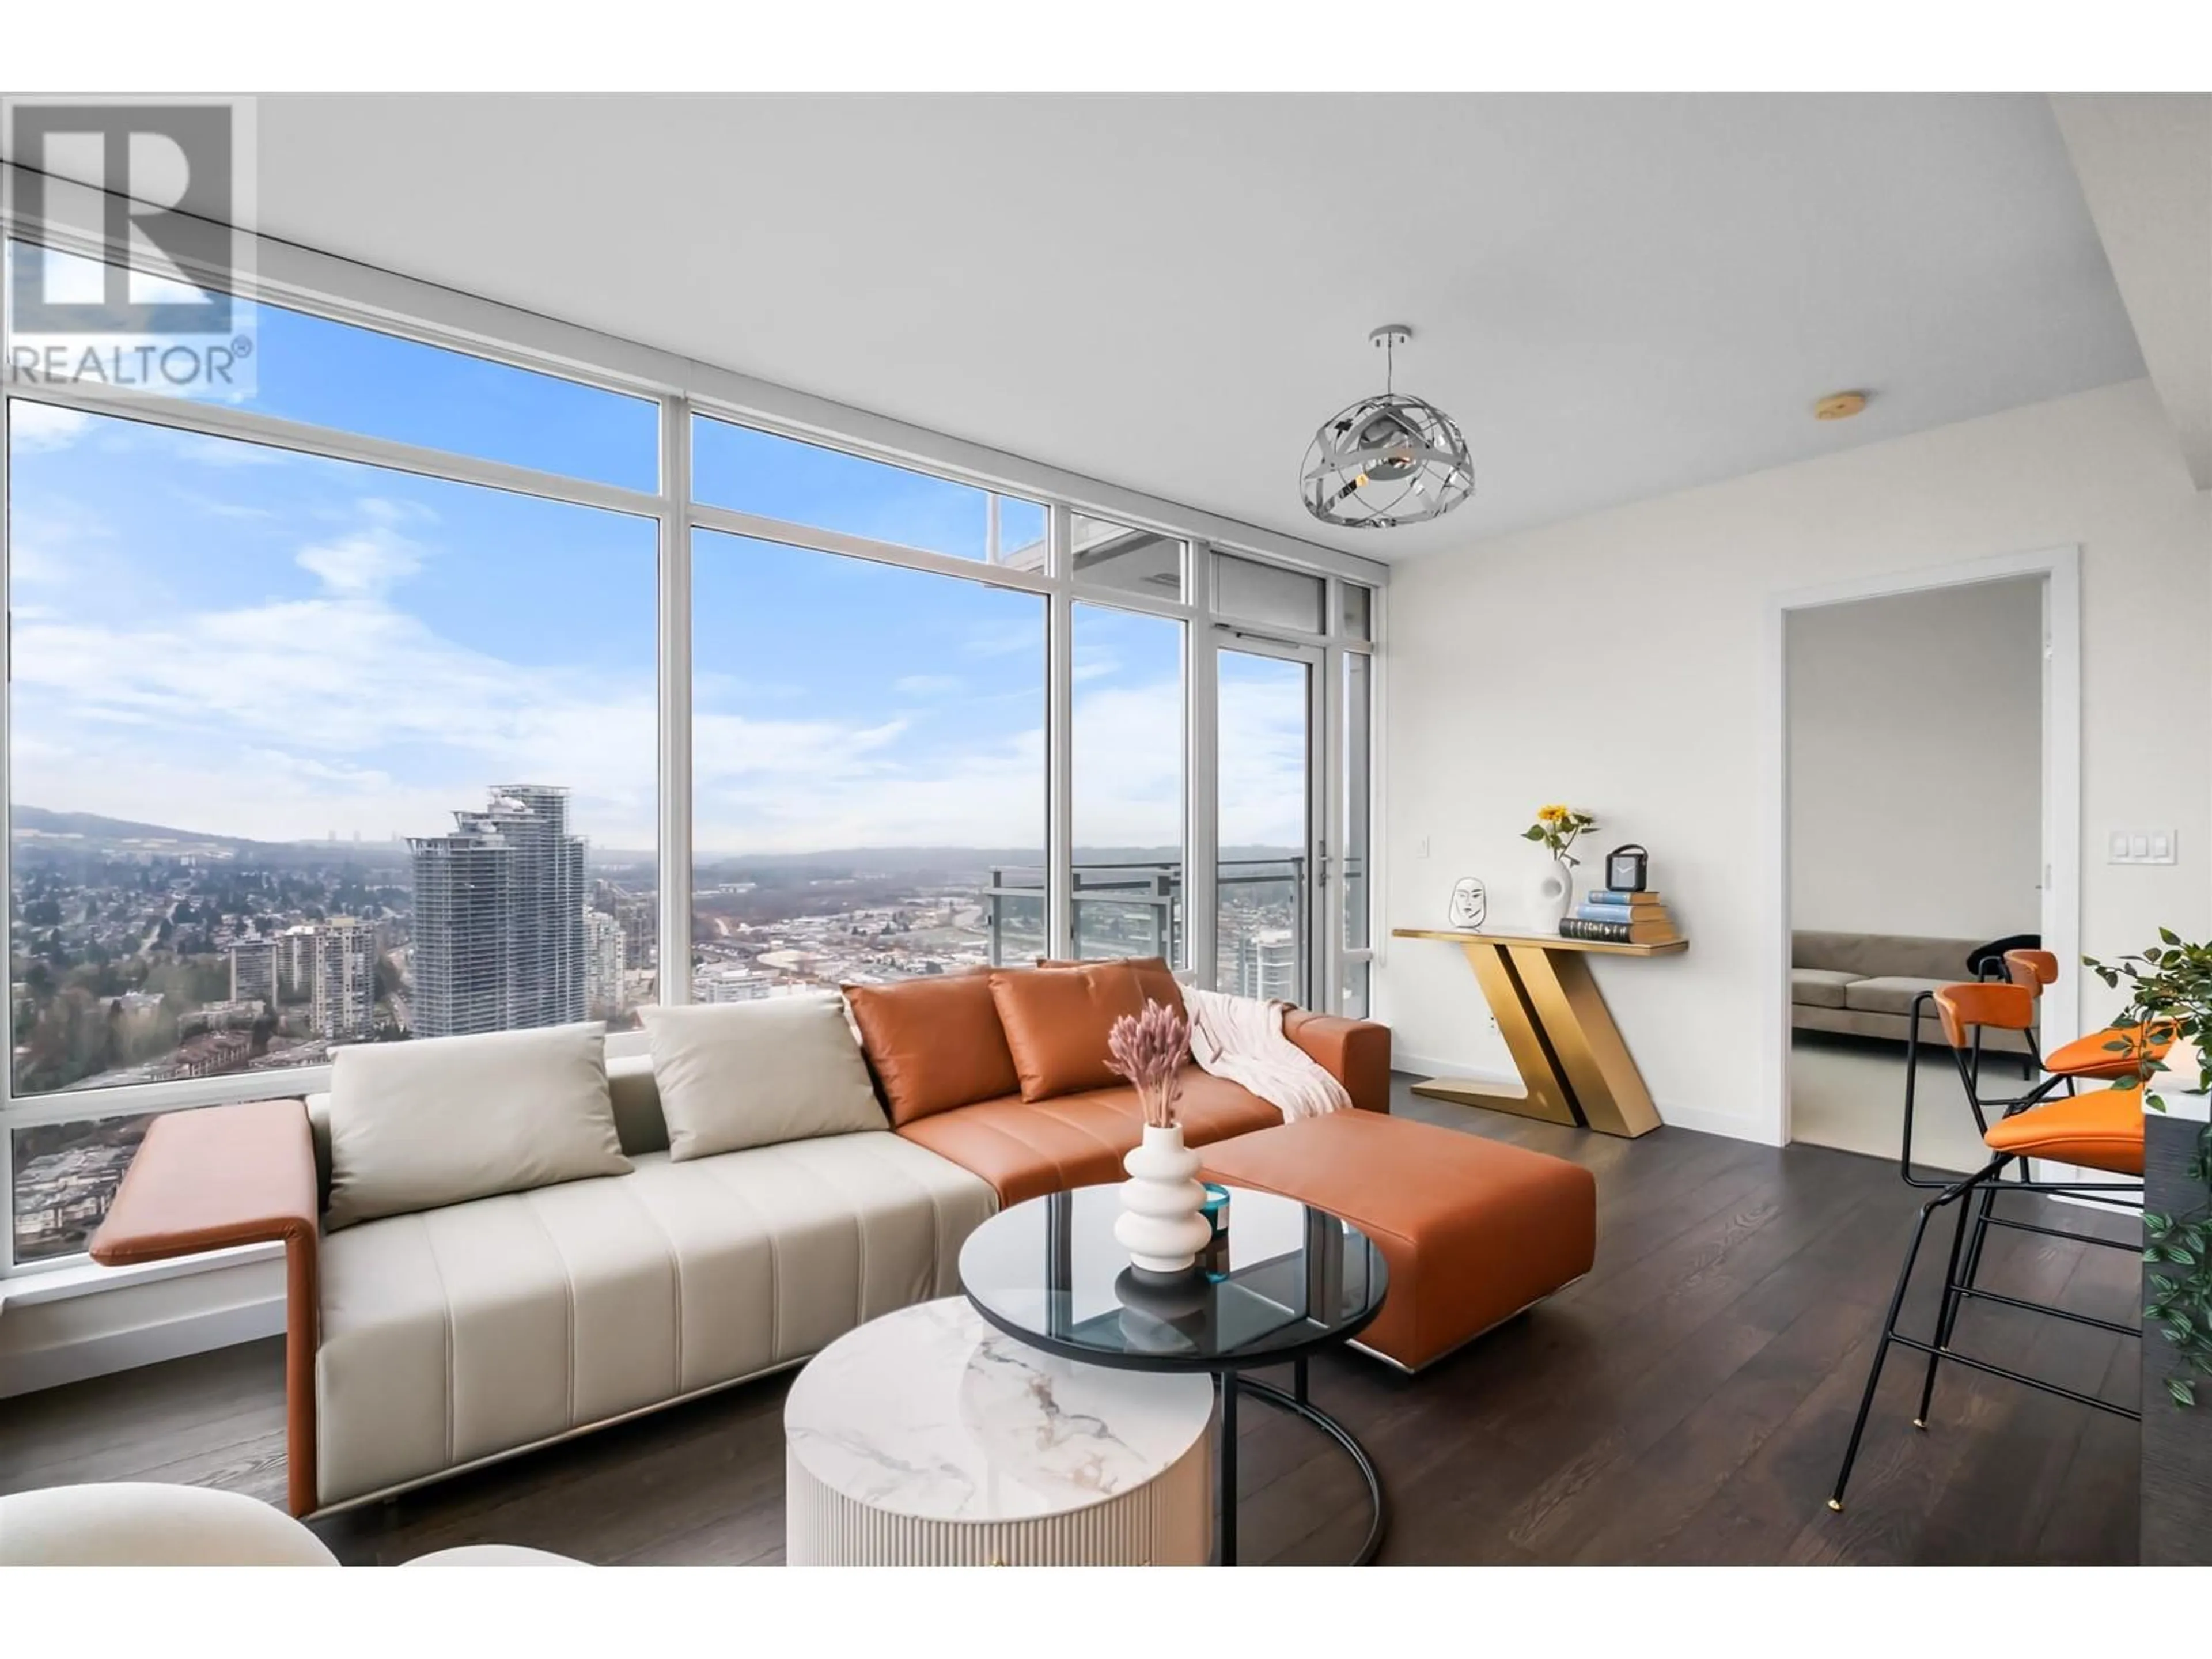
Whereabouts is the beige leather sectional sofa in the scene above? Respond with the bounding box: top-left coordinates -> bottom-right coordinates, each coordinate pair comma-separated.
306,1052 -> 994,1513
90,965 -> 1389,1518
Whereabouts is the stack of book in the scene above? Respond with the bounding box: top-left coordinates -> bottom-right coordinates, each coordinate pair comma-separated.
1561,889 -> 1681,945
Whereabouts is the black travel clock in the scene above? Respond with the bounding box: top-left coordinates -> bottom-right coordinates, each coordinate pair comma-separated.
1604,844 -> 1648,892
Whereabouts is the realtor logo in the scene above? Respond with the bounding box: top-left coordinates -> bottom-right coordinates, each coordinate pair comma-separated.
4,96 -> 257,397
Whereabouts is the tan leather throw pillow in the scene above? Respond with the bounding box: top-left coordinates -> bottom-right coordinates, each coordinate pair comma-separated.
990,961 -> 1149,1102
845,974 -> 1022,1126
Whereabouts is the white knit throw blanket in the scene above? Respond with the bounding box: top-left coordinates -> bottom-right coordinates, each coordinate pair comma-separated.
1183,986 -> 1353,1121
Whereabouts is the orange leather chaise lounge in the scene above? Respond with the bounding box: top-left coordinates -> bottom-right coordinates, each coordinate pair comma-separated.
1202,1112 -> 1596,1372
848,957 -> 1597,1373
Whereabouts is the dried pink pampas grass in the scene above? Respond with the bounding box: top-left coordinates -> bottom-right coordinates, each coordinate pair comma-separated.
1106,998 -> 1191,1128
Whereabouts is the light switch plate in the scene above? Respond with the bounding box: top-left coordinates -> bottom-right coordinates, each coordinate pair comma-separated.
2109,829 -> 2179,865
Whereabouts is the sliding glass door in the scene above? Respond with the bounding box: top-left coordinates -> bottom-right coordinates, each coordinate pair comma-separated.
1214,641 -> 1321,1007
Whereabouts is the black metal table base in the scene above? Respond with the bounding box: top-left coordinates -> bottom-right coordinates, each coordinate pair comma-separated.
1213,1361 -> 1387,1566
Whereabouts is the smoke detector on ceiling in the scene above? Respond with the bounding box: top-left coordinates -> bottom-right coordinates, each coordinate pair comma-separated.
1813,391 -> 1869,421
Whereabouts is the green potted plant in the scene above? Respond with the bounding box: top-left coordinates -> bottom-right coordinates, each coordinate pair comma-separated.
2086,930 -> 2212,1406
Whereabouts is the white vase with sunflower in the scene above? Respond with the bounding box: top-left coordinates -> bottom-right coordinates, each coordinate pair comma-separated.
1522,804 -> 1597,930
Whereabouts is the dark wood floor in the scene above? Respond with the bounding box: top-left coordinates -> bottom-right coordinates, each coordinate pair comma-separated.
0,1077 -> 2142,1565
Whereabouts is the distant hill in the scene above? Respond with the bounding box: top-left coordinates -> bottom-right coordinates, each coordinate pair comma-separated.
13,809 -> 1300,871
12,806 -> 409,867
13,805 -> 270,850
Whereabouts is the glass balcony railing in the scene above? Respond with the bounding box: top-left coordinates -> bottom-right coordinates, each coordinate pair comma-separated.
984,857 -> 1340,996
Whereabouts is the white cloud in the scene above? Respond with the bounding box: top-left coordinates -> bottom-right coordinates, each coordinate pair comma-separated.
10,494 -> 660,843
181,493 -> 278,521
296,526 -> 425,597
893,673 -> 964,698
1217,672 -> 1311,847
8,402 -> 93,452
963,618 -> 1042,658
694,711 -> 909,783
1072,677 -> 1183,847
12,491 -> 1310,857
696,723 -> 1047,855
6,495 -> 142,597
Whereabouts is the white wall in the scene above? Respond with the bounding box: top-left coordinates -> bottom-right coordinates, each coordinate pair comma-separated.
1379,378 -> 2211,1142
0,1256 -> 283,1397
1787,578 -> 2044,940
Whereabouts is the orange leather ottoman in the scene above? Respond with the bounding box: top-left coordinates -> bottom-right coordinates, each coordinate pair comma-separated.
1200,1111 -> 1596,1372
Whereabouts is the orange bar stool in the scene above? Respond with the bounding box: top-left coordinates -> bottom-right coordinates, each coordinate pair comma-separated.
1830,981 -> 2143,1512
1897,974 -> 2053,1188
2004,948 -> 2175,1082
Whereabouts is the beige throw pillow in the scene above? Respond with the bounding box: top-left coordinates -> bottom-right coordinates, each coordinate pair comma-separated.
324,1022 -> 631,1230
642,993 -> 887,1161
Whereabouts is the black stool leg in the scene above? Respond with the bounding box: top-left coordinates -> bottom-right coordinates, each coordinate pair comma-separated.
1955,1170 -> 2003,1302
1915,1167 -> 2000,1429
1831,1195 -> 1944,1511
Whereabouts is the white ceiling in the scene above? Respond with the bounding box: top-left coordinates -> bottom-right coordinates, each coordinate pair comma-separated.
236,93 -> 2142,558
2052,94 -> 2212,490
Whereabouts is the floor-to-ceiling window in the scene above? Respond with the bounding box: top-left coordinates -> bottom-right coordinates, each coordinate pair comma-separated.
3,248 -> 664,1263
690,532 -> 1047,995
0,228 -> 1380,1275
1071,601 -> 1187,963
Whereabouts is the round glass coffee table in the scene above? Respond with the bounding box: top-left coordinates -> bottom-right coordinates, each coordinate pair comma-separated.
959,1183 -> 1389,1566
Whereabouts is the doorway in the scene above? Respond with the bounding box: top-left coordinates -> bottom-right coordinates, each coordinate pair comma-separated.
1770,548 -> 2081,1158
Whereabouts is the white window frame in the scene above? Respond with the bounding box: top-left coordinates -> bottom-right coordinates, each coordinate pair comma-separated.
1333,577 -> 1381,1016
0,167 -> 1386,1279
1210,630 -> 1325,1007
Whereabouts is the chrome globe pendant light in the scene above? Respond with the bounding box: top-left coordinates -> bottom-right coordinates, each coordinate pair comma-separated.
1301,325 -> 1474,529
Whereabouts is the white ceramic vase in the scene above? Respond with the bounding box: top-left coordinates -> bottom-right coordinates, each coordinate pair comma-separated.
1533,858 -> 1574,930
1114,1124 -> 1212,1275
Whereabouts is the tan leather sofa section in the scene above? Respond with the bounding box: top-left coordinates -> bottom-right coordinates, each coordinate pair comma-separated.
868,964 -> 1395,1203
896,1069 -> 1289,1206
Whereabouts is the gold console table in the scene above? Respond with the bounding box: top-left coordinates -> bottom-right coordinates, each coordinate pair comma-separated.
1389,927 -> 1688,1138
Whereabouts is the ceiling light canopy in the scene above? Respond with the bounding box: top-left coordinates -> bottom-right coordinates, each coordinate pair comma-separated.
1301,326 -> 1475,529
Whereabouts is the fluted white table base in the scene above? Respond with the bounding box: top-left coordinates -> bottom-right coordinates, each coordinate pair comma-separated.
786,1435 -> 1210,1566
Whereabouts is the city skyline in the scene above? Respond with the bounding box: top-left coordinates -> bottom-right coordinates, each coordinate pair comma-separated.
10,798 -> 1304,866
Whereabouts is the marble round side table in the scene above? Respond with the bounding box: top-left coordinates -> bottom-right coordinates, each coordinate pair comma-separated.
784,1298 -> 1213,1566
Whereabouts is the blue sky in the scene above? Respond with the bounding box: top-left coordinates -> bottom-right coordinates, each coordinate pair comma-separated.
6,287 -> 1305,857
